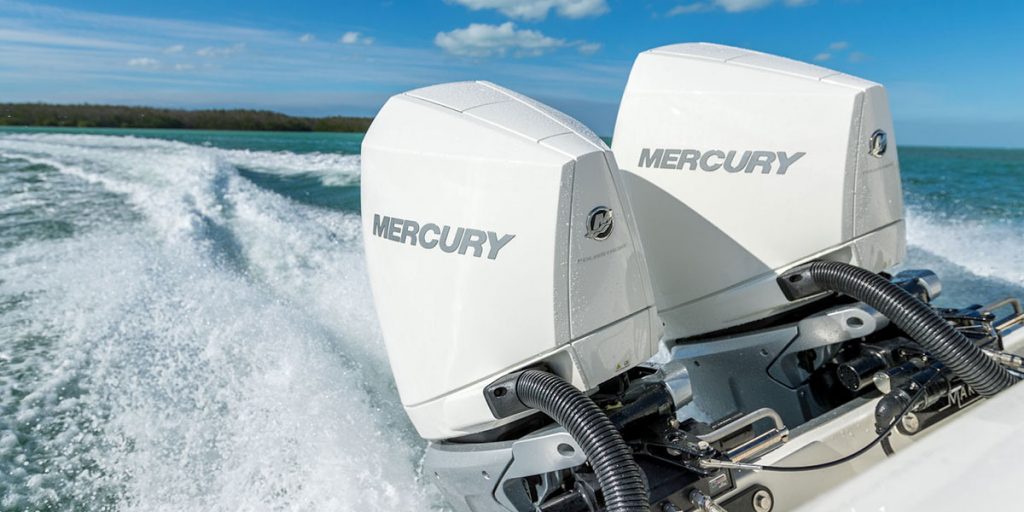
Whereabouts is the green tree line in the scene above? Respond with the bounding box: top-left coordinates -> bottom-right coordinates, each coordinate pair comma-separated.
0,103 -> 373,132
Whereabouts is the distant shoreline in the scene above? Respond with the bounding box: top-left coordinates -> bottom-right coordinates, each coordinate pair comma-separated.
0,103 -> 372,133
2,112 -> 1020,151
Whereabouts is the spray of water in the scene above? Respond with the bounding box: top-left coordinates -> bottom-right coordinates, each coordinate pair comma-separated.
905,209 -> 1024,287
0,133 -> 441,511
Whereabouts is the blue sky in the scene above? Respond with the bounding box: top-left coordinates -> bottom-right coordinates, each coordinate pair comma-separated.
1,0 -> 1022,146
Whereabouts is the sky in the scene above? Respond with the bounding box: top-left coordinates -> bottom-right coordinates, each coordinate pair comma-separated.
1,0 -> 1022,147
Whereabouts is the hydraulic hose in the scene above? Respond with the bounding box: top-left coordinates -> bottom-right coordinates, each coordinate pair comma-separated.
514,370 -> 649,512
781,261 -> 1018,397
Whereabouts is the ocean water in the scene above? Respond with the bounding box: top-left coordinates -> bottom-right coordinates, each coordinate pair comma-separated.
0,127 -> 1022,511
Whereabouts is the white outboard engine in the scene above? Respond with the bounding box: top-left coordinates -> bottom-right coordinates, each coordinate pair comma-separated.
362,81 -> 660,441
361,47 -> 1021,512
607,43 -> 1015,454
608,42 -> 920,429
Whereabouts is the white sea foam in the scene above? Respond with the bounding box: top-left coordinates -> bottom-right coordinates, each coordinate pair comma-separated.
0,132 -> 361,189
906,208 -> 1024,287
218,148 -> 361,187
0,133 -> 439,511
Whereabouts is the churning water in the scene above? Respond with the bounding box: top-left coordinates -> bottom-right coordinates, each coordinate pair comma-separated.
0,129 -> 440,511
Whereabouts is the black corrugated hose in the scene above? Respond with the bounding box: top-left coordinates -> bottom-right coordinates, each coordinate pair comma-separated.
514,370 -> 649,512
803,261 -> 1018,397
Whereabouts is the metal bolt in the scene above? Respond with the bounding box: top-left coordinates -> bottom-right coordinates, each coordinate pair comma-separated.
752,489 -> 774,512
689,489 -> 728,512
697,440 -> 710,451
873,372 -> 892,393
901,413 -> 920,434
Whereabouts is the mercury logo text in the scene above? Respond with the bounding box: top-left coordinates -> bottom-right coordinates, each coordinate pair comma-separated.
638,148 -> 806,175
373,214 -> 515,260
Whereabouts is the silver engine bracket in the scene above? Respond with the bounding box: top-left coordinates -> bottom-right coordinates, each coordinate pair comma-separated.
423,426 -> 585,512
673,302 -> 888,427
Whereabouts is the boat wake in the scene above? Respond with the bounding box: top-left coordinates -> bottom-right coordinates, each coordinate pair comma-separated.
0,133 -> 440,511
904,209 -> 1024,307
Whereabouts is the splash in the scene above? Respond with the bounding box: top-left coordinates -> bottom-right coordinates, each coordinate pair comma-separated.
903,208 -> 1024,306
0,133 -> 362,189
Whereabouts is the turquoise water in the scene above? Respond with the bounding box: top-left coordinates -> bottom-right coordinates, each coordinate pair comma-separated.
898,146 -> 1024,302
901,146 -> 1024,221
1,127 -> 1022,511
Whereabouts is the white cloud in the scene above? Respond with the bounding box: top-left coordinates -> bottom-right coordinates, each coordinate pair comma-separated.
668,3 -> 711,15
196,42 -> 245,57
174,63 -> 194,71
339,31 -> 374,45
127,57 -> 159,68
435,22 -> 568,58
0,27 -> 143,50
576,42 -> 601,55
299,33 -> 315,43
812,41 -> 860,63
163,44 -> 184,54
667,0 -> 811,14
714,0 -> 773,12
446,0 -> 608,21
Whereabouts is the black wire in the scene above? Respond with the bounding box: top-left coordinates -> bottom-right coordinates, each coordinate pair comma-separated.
880,436 -> 896,456
753,369 -> 945,472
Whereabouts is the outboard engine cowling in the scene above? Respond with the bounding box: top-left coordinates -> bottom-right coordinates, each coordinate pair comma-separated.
362,81 -> 660,441
612,42 -> 906,339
